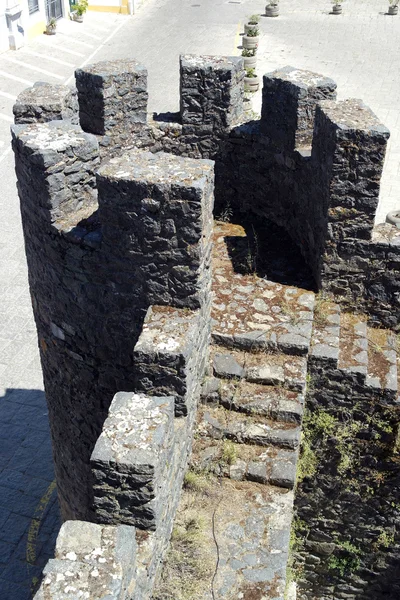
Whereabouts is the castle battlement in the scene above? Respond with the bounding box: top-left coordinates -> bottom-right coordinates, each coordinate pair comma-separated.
12,55 -> 400,600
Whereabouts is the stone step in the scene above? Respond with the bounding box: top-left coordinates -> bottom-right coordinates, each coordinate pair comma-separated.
338,312 -> 368,379
191,436 -> 299,490
366,327 -> 397,396
210,346 -> 308,393
309,299 -> 341,367
211,222 -> 315,356
202,377 -> 304,424
198,405 -> 301,451
153,475 -> 293,600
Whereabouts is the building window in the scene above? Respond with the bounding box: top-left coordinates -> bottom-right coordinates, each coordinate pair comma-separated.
28,0 -> 40,14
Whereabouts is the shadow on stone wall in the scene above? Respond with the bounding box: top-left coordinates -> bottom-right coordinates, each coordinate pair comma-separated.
222,210 -> 316,291
0,388 -> 61,600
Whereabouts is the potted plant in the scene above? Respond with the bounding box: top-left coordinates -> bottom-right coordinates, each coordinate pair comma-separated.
388,0 -> 398,14
265,0 -> 279,17
331,0 -> 342,14
242,27 -> 259,50
242,48 -> 257,69
244,14 -> 260,34
71,0 -> 88,22
244,68 -> 260,92
45,17 -> 57,34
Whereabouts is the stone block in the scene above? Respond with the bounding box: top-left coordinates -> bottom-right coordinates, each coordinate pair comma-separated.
34,521 -> 137,600
11,120 -> 99,229
13,82 -> 79,125
75,59 -> 148,142
180,55 -> 244,131
96,148 -> 214,309
133,305 -> 210,415
91,393 -> 175,530
261,66 -> 337,149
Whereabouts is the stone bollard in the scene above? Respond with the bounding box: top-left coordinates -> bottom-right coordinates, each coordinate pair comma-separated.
260,66 -> 337,150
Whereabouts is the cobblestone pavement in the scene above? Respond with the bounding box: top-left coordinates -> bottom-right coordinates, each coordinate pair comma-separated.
0,0 -> 399,597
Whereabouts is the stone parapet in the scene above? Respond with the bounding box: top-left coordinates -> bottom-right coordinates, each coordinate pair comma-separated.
133,305 -> 210,416
261,66 -> 337,150
91,393 -> 175,530
179,54 -> 244,157
13,82 -> 79,125
34,521 -> 137,600
314,98 -> 390,244
12,55 -> 400,600
75,59 -> 148,152
12,118 -> 214,522
96,148 -> 214,309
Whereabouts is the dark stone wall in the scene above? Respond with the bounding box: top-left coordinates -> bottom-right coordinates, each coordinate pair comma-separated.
12,119 -> 214,522
75,59 -> 149,155
12,55 -> 400,600
13,59 -> 399,332
294,357 -> 400,600
13,81 -> 78,125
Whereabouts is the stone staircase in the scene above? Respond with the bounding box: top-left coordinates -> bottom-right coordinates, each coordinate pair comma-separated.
310,299 -> 399,402
181,221 -> 316,599
155,221 -> 400,600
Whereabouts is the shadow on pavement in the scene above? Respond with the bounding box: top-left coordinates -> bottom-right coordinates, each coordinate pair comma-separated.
0,388 -> 61,600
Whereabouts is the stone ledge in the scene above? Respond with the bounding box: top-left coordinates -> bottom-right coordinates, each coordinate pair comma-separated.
91,393 -> 175,529
34,521 -> 137,600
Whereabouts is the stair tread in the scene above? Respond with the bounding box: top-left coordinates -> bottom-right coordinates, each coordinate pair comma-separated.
192,436 -> 298,490
210,346 -> 308,392
212,222 -> 315,355
202,377 -> 304,424
338,312 -> 368,376
310,300 -> 340,364
199,405 -> 301,450
366,328 -> 397,393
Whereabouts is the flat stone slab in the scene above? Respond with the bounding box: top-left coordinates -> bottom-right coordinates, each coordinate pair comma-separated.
213,353 -> 245,379
97,147 -> 214,190
210,346 -> 308,393
153,477 -> 294,600
211,222 -> 315,356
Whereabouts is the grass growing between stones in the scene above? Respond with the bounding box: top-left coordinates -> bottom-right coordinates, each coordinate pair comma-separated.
327,540 -> 362,577
312,295 -> 333,328
221,439 -> 238,466
285,517 -> 307,598
152,473 -> 216,600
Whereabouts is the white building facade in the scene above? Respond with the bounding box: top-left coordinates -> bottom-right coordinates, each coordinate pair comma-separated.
0,0 -> 70,52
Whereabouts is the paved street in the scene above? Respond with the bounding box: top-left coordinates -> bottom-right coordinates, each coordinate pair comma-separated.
0,0 -> 399,598
254,0 -> 400,224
